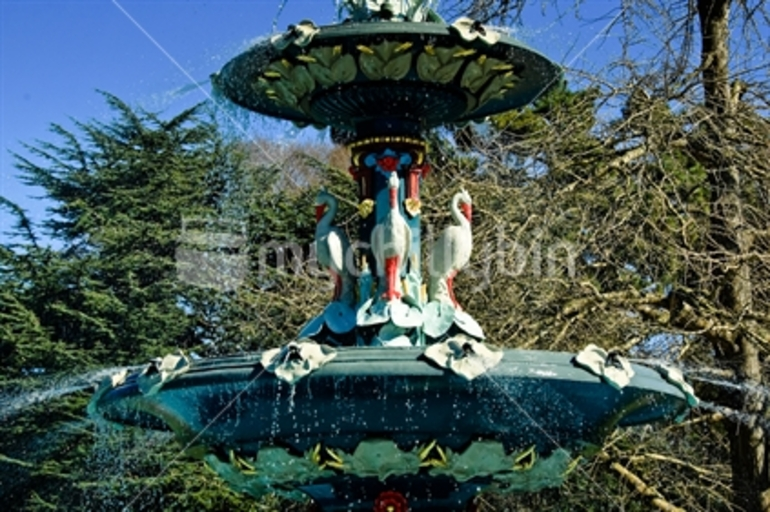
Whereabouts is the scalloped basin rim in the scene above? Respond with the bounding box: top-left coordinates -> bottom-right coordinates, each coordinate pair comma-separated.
177,347 -> 672,387
306,21 -> 546,54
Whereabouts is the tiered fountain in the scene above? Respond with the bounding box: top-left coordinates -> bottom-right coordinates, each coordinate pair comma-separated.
90,2 -> 698,510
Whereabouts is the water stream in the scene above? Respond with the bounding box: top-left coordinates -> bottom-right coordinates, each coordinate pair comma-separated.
629,357 -> 770,430
0,365 -> 142,422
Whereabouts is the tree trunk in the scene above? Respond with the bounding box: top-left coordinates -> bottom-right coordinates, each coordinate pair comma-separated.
697,0 -> 769,509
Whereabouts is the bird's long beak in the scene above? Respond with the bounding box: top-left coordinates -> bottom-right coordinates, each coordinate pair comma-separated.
315,204 -> 326,223
461,203 -> 472,222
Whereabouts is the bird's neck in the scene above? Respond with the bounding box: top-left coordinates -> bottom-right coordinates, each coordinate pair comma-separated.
318,197 -> 337,227
389,185 -> 398,209
451,194 -> 470,228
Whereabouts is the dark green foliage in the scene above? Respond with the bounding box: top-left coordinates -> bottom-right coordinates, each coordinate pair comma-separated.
0,202 -> 85,375
0,93 -> 323,510
4,93 -> 239,373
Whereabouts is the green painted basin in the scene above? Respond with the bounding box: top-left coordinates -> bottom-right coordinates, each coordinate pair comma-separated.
213,22 -> 562,136
91,348 -> 688,510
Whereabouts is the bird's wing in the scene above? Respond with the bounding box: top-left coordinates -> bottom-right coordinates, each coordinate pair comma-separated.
402,221 -> 412,262
328,228 -> 351,272
371,224 -> 383,272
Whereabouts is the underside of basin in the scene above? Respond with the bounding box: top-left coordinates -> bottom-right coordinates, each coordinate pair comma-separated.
91,347 -> 690,511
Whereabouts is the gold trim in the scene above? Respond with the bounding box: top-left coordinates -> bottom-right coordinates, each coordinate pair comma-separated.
309,443 -> 346,470
348,136 -> 427,150
418,439 -> 448,468
513,445 -> 537,471
358,199 -> 375,219
395,41 -> 414,53
453,48 -> 477,58
562,455 -> 582,477
356,44 -> 375,55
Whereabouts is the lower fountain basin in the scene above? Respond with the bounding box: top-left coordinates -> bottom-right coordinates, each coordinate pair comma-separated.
90,347 -> 690,511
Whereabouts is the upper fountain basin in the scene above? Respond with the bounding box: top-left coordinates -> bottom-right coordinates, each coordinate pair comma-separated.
212,20 -> 563,137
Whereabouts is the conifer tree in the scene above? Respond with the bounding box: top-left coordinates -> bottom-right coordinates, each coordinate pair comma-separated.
9,93 -> 237,367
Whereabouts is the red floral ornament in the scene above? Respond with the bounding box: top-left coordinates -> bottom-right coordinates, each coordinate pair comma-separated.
377,156 -> 400,172
374,490 -> 408,512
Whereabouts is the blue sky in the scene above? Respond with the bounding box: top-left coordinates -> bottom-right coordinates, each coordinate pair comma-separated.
0,0 -> 624,239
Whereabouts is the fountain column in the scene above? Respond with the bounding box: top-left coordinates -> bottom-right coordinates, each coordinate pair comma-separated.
348,137 -> 428,302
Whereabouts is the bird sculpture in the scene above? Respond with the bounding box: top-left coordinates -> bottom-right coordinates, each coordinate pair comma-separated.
429,189 -> 473,308
315,190 -> 354,305
371,173 -> 411,301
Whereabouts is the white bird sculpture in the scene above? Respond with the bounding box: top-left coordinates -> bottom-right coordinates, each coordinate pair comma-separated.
429,189 -> 473,308
315,190 -> 354,305
371,173 -> 411,301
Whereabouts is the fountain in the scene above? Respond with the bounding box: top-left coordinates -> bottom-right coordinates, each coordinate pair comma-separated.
89,2 -> 698,510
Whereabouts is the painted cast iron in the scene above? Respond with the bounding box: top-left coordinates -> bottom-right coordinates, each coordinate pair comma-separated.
91,348 -> 691,511
91,2 -> 697,511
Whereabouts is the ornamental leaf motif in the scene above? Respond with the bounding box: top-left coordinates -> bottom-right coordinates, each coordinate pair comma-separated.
271,81 -> 299,108
307,47 -> 357,87
383,52 -> 413,80
461,56 -> 509,93
478,72 -> 519,107
330,53 -> 357,83
360,41 -> 413,80
290,65 -> 316,98
416,46 -> 465,84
